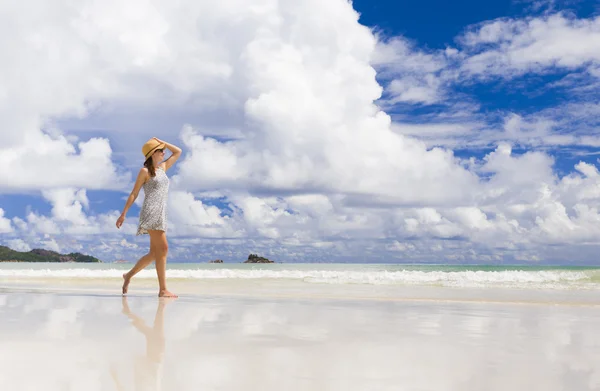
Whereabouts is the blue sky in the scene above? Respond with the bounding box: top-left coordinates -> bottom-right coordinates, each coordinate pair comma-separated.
356,0 -> 598,42
357,0 -> 600,177
0,0 -> 599,264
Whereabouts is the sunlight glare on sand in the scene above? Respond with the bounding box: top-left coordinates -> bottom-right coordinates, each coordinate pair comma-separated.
1,287 -> 600,390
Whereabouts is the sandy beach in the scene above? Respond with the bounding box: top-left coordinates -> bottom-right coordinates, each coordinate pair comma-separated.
1,276 -> 600,391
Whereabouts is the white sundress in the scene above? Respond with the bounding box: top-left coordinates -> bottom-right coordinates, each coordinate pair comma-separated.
137,166 -> 169,235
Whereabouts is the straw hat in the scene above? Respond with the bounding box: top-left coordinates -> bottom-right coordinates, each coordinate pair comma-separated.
142,138 -> 166,159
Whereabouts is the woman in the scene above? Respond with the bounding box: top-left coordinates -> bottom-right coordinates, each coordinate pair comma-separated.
116,137 -> 182,298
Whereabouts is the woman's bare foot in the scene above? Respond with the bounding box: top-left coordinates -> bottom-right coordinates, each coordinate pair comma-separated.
158,289 -> 178,298
122,273 -> 131,295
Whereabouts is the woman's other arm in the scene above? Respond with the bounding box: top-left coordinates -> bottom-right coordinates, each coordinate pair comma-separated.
116,168 -> 148,229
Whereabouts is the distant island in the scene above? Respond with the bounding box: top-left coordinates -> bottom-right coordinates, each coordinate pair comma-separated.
206,254 -> 275,263
243,254 -> 274,263
0,246 -> 102,263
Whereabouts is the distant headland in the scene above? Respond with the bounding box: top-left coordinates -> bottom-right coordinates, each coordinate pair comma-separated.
0,246 -> 102,263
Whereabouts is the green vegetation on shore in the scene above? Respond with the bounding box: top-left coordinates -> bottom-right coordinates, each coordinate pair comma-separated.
0,246 -> 102,263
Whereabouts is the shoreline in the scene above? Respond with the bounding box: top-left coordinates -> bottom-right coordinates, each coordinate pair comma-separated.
2,278 -> 600,307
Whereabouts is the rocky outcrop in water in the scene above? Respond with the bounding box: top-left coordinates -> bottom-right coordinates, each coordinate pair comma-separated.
243,254 -> 274,263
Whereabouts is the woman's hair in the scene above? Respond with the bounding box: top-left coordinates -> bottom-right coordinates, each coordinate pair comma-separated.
144,157 -> 156,177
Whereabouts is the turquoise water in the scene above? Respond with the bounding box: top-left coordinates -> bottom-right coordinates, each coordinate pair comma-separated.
1,261 -> 598,272
1,262 -> 599,289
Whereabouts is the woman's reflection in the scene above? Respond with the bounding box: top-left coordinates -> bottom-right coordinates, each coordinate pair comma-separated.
112,297 -> 174,391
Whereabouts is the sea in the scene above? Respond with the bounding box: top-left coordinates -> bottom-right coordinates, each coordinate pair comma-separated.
1,262 -> 599,290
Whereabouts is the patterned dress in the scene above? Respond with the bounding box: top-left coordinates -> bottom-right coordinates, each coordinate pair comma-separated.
137,166 -> 169,235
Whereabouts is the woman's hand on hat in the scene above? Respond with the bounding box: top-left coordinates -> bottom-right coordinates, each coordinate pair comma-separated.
153,137 -> 165,144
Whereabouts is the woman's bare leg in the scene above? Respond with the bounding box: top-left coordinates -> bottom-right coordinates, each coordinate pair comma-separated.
122,241 -> 156,294
148,230 -> 177,298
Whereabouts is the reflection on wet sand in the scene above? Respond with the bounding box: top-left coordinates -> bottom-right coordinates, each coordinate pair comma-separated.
1,291 -> 600,390
111,297 -> 173,391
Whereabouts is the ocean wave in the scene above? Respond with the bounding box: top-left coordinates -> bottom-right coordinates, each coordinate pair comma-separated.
0,268 -> 596,289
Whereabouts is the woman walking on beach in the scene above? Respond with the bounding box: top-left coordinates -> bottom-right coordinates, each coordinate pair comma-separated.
116,137 -> 181,298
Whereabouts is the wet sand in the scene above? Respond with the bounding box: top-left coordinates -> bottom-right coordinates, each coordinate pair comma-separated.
1,281 -> 600,390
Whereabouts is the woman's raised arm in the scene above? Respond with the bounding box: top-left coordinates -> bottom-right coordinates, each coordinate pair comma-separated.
154,137 -> 182,171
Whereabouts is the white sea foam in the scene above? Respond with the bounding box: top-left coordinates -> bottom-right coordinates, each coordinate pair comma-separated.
0,268 -> 595,289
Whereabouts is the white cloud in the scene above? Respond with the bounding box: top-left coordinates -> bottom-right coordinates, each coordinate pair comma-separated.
391,122 -> 486,147
390,106 -> 600,150
41,237 -> 61,253
1,134 -> 130,192
474,104 -> 600,149
11,218 -> 28,232
373,37 -> 453,105
42,188 -> 90,226
460,13 -> 600,78
0,0 -> 242,192
23,213 -> 61,236
386,76 -> 443,105
176,125 -> 479,207
0,209 -> 12,234
6,188 -> 125,255
386,241 -> 416,252
168,191 -> 242,238
119,239 -> 139,250
6,239 -> 31,252
474,145 -> 559,225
